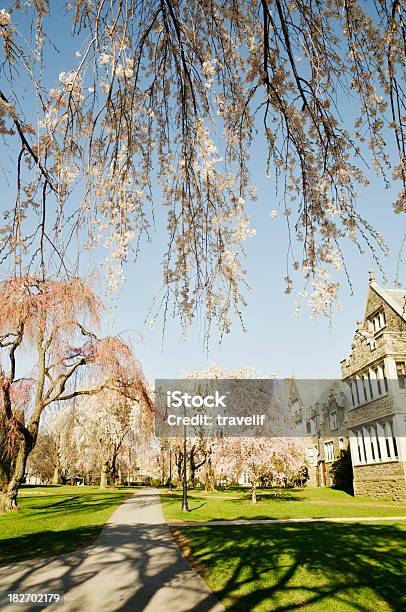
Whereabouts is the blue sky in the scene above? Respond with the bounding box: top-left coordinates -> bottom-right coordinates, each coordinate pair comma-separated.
118,161 -> 404,381
1,3 -> 405,382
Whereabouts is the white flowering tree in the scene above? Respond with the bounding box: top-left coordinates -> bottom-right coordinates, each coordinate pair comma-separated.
215,436 -> 305,503
76,386 -> 153,488
26,406 -> 79,485
0,2 -> 404,334
181,363 -> 305,500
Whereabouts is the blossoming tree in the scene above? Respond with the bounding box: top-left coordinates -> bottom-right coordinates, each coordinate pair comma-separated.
26,405 -> 79,485
180,363 -> 305,501
76,387 -> 153,488
215,436 -> 305,503
0,2 -> 404,335
0,275 -> 151,511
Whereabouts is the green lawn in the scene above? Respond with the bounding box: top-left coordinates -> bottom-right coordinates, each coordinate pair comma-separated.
0,485 -> 134,563
161,486 -> 406,522
179,521 -> 406,611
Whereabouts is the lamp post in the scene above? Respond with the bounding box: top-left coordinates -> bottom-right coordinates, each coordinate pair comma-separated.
181,411 -> 189,512
168,445 -> 173,493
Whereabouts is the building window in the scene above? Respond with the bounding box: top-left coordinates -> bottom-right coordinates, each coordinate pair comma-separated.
354,379 -> 360,404
349,382 -> 355,407
367,372 -> 373,398
242,472 -> 250,485
354,364 -> 389,405
382,364 -> 389,393
396,361 -> 406,389
306,448 -> 315,466
306,418 -> 315,435
348,380 -> 360,407
370,309 -> 386,333
362,377 -> 368,401
339,437 -> 345,450
370,365 -> 388,395
324,441 -> 334,462
352,420 -> 399,465
330,411 -> 338,430
374,368 -> 382,395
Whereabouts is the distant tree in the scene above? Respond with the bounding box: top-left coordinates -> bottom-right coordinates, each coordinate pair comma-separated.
28,407 -> 80,485
77,389 -> 152,488
25,431 -> 55,483
330,448 -> 354,494
49,408 -> 79,485
178,363 -> 304,501
218,437 -> 304,503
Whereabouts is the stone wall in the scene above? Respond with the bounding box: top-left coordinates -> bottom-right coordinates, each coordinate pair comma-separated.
346,394 -> 397,427
353,461 -> 406,501
340,286 -> 406,379
365,289 -> 406,333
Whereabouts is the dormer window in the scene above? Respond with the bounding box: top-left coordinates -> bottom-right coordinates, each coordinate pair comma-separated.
370,309 -> 386,333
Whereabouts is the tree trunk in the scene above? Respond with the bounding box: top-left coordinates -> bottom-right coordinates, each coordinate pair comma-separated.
251,478 -> 257,504
115,468 -> 122,488
100,462 -> 110,488
52,465 -> 60,485
175,451 -> 183,483
204,457 -> 216,491
0,489 -> 18,512
0,438 -> 29,513
189,464 -> 196,488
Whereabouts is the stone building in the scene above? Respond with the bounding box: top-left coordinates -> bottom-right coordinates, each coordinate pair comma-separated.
286,272 -> 406,500
340,271 -> 406,501
307,382 -> 349,487
287,379 -> 349,488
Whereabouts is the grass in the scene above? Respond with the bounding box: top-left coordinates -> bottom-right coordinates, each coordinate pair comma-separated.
161,486 -> 406,522
178,521 -> 406,611
0,485 -> 134,563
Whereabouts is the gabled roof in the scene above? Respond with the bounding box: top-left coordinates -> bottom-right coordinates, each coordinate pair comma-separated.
287,377 -> 334,407
369,282 -> 406,322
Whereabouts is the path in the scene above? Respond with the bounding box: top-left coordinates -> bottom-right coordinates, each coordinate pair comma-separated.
0,488 -> 224,612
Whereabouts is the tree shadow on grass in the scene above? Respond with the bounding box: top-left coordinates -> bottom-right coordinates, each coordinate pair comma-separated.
181,522 -> 406,611
0,526 -> 103,564
0,493 -> 221,611
26,494 -> 129,517
20,485 -> 62,490
189,503 -> 207,512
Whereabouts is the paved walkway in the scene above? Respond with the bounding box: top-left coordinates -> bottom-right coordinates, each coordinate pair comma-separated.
170,515 -> 406,527
0,488 -> 224,612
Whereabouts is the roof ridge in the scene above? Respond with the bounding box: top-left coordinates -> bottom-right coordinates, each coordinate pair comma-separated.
371,284 -> 406,322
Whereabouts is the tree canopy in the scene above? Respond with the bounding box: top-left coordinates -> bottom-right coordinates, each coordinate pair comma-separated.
0,1 -> 404,335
